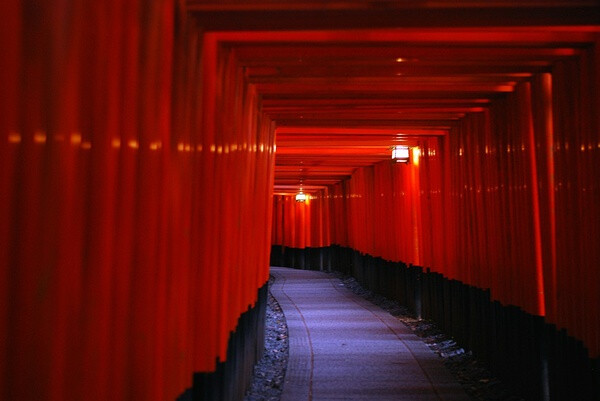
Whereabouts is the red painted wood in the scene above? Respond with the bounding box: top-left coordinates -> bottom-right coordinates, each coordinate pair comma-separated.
0,2 -> 275,400
2,2 -> 600,400
271,59 -> 600,357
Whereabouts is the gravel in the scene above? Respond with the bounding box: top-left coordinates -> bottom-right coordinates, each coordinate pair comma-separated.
244,277 -> 289,401
246,271 -> 525,401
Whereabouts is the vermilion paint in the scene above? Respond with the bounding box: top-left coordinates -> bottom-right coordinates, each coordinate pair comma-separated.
272,71 -> 600,359
2,2 -> 600,401
0,2 -> 274,400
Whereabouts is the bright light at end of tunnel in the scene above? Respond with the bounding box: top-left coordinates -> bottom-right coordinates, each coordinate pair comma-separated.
295,192 -> 307,202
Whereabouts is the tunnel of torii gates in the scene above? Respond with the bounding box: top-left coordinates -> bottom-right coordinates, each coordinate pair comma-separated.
1,1 -> 600,400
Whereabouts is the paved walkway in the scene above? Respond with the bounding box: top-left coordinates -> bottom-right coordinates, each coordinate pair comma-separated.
270,267 -> 470,401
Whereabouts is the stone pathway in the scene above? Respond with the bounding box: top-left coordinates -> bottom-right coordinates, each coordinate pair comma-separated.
270,267 -> 470,401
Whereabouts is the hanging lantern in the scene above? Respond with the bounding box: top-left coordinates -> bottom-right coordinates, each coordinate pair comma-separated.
295,192 -> 307,202
296,178 -> 307,202
391,145 -> 410,163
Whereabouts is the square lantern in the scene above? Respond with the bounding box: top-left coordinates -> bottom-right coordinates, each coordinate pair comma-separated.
392,145 -> 410,163
295,192 -> 307,202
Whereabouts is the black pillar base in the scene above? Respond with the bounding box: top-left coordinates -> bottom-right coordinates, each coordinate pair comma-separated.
180,282 -> 267,401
